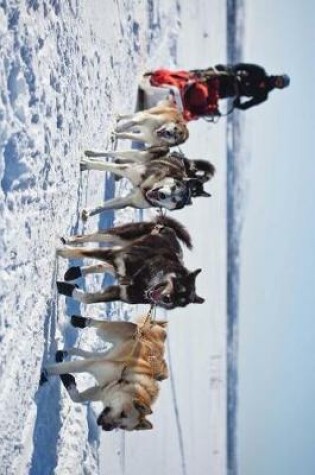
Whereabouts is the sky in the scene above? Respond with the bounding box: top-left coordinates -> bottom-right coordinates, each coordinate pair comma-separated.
238,1 -> 315,474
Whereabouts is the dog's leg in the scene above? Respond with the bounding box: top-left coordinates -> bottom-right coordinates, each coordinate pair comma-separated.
88,319 -> 137,343
73,285 -> 123,304
82,263 -> 115,276
82,190 -> 150,220
96,149 -> 150,162
82,160 -> 144,185
115,119 -> 140,133
111,150 -> 149,161
57,282 -> 123,304
70,315 -> 137,345
65,347 -> 110,359
80,157 -> 131,176
116,112 -> 139,121
63,381 -> 101,403
57,246 -> 115,261
84,149 -> 138,163
62,232 -> 125,246
64,262 -> 115,282
113,131 -> 146,143
44,358 -> 92,376
84,150 -> 111,158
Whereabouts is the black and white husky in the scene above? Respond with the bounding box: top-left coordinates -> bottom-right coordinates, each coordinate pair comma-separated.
80,146 -> 213,220
57,215 -> 205,310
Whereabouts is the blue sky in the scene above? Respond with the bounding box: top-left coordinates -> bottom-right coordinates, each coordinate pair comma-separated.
238,1 -> 315,474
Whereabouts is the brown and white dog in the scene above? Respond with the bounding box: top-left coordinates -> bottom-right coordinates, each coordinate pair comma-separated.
112,104 -> 189,147
43,315 -> 168,431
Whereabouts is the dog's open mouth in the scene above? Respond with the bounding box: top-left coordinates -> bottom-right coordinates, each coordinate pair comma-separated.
146,283 -> 165,303
146,281 -> 173,306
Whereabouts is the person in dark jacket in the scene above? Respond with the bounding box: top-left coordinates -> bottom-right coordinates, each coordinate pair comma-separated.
147,64 -> 290,119
214,63 -> 290,110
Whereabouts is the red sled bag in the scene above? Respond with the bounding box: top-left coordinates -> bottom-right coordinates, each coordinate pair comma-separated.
149,69 -> 220,121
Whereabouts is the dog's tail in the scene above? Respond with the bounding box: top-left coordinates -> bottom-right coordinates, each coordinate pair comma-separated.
192,159 -> 216,179
155,215 -> 192,250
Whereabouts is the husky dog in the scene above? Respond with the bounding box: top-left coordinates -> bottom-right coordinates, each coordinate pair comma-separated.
85,145 -> 215,184
57,216 -> 204,309
62,214 -> 192,254
168,150 -> 216,184
113,104 -> 189,147
80,147 -> 211,221
44,316 -> 168,431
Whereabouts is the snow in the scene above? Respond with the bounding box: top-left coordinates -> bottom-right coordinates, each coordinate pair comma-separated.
0,1 -> 227,474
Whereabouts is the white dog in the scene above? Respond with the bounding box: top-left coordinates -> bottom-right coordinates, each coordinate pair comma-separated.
43,315 -> 168,431
113,104 -> 189,146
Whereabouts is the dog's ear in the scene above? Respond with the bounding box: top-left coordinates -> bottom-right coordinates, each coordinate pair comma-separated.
200,190 -> 211,197
156,321 -> 168,328
134,400 -> 153,415
135,418 -> 153,431
190,268 -> 202,278
194,295 -> 205,304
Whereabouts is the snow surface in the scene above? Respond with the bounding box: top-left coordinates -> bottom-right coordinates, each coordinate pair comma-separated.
0,1 -> 227,474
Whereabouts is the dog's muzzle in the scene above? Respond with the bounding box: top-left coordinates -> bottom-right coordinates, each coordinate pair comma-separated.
101,422 -> 115,431
157,127 -> 174,140
146,189 -> 166,202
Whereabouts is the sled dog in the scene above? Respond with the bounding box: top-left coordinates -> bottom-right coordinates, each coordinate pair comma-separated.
112,104 -> 189,147
80,146 -> 212,220
44,315 -> 168,431
57,215 -> 204,309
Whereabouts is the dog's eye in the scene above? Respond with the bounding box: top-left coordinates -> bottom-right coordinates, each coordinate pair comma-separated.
120,411 -> 127,419
103,406 -> 111,415
163,295 -> 171,303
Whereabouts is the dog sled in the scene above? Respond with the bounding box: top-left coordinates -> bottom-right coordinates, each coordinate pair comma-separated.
138,74 -> 185,112
138,71 -> 224,122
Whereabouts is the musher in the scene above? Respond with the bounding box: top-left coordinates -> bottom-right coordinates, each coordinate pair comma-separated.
147,64 -> 290,120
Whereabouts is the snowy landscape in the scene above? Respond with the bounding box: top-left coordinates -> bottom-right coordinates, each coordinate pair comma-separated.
0,1 -> 233,474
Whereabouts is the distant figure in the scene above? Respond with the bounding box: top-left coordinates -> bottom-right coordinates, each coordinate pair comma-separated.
147,64 -> 290,120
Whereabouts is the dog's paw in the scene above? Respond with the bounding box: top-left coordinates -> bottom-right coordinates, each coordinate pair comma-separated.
71,315 -> 88,328
56,247 -> 72,258
60,373 -> 76,389
81,208 -> 89,222
110,130 -> 117,142
39,370 -> 49,386
57,281 -> 76,297
64,266 -> 82,281
80,161 -> 88,172
84,150 -> 95,157
55,350 -> 68,362
60,236 -> 67,245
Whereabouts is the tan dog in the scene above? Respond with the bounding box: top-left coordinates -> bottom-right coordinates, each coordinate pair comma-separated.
44,315 -> 168,431
113,104 -> 189,146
